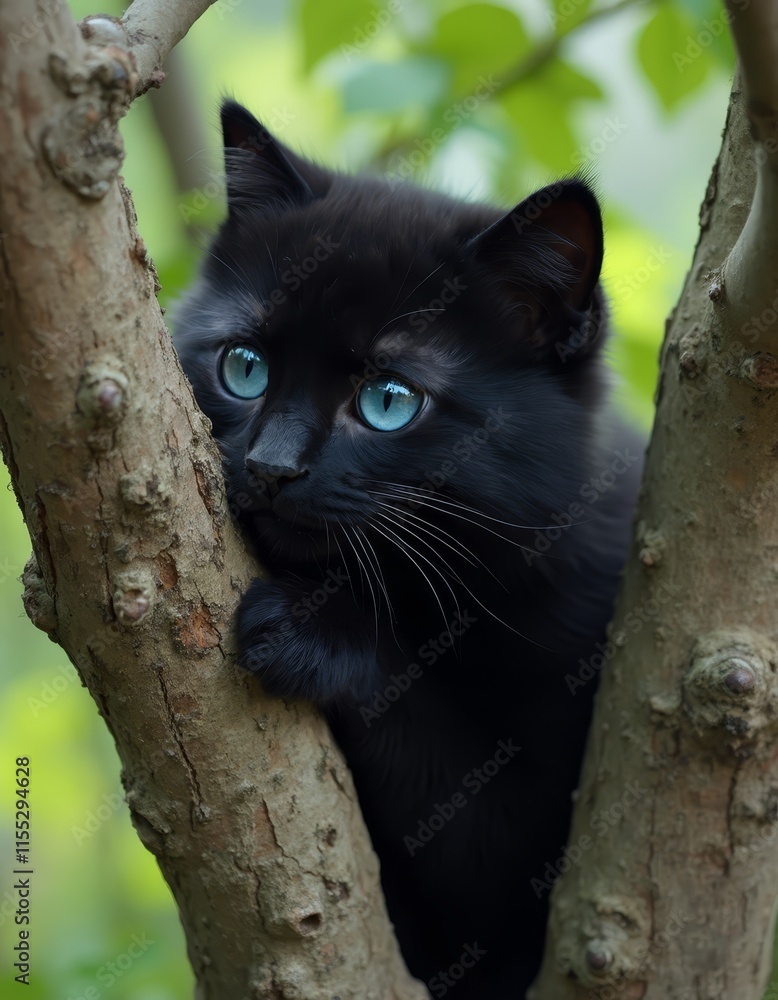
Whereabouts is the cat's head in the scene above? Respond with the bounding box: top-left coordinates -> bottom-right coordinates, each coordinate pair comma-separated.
174,101 -> 609,571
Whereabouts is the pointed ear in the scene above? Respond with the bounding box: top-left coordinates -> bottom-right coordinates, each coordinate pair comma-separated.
468,180 -> 606,363
470,180 -> 604,312
220,99 -> 331,214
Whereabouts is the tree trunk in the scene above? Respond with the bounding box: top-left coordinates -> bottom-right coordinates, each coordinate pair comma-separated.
530,9 -> 778,997
0,2 -> 425,997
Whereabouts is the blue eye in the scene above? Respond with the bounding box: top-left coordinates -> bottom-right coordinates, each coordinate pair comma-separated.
221,345 -> 268,399
358,376 -> 423,432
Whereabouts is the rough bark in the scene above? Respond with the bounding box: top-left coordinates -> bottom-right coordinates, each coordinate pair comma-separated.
530,26 -> 778,1000
0,2 -> 426,998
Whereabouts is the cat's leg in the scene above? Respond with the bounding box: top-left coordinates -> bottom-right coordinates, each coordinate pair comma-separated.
235,576 -> 383,704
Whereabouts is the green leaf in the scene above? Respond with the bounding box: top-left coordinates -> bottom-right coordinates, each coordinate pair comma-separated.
500,83 -> 579,173
546,0 -> 595,33
341,57 -> 451,113
540,59 -> 604,102
425,3 -> 530,93
636,5 -> 714,112
496,59 -> 603,174
300,0 -> 389,71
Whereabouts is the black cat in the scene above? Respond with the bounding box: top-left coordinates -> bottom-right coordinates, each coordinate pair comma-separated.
174,100 -> 642,999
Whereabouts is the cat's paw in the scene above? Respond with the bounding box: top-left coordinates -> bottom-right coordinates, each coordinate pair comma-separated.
235,577 -> 379,704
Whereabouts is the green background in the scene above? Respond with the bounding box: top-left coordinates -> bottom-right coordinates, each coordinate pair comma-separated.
0,0 -> 752,997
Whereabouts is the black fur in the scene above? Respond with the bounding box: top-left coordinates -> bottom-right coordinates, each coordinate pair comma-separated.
174,100 -> 642,998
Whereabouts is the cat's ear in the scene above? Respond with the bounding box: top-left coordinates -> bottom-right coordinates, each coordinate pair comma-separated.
220,99 -> 331,214
468,180 -> 605,360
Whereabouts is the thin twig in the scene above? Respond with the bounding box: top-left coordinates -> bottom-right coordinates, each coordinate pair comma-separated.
498,0 -> 650,97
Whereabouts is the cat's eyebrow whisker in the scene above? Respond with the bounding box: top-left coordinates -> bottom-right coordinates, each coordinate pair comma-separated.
386,230 -> 440,315
199,246 -> 258,306
393,259 -> 447,314
374,307 -> 447,337
264,240 -> 277,274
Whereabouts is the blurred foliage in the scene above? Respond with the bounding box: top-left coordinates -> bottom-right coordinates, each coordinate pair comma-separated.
0,0 -> 742,996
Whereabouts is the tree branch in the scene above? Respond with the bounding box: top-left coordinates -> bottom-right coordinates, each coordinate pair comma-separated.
496,0 -> 648,97
0,1 -> 426,997
148,46 -> 212,197
529,55 -> 778,1000
80,0 -> 216,96
721,2 -> 778,354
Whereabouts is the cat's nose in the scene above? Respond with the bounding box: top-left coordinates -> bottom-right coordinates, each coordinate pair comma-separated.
245,459 -> 307,501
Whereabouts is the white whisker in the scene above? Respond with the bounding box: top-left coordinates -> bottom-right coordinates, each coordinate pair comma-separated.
371,502 -> 548,647
342,526 -> 379,635
367,516 -> 451,635
369,480 -> 578,533
367,487 -> 545,557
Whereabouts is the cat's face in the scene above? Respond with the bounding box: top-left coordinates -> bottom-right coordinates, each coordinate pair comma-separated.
175,102 -> 608,570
